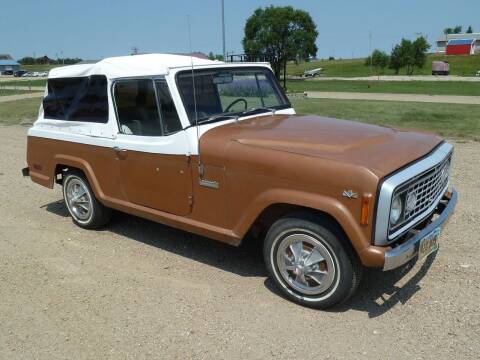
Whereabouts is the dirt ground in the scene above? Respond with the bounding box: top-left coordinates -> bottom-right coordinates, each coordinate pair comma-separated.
0,125 -> 479,359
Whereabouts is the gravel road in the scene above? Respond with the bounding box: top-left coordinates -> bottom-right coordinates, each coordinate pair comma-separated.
288,75 -> 480,82
0,125 -> 479,359
305,91 -> 480,105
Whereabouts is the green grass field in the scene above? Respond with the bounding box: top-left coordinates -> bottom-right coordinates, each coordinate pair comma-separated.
21,64 -> 61,72
286,80 -> 480,96
0,89 -> 37,96
290,98 -> 480,140
1,97 -> 478,140
0,98 -> 40,125
0,79 -> 47,87
287,54 -> 480,77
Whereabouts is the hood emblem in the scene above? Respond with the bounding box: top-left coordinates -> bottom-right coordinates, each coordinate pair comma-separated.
342,190 -> 358,199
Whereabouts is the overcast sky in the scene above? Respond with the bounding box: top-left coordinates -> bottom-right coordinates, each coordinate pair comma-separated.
1,0 -> 479,60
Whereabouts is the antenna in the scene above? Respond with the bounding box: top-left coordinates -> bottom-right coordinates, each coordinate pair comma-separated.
187,15 -> 203,176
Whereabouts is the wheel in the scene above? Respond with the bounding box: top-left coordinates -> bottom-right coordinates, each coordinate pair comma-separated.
62,170 -> 111,229
263,215 -> 362,308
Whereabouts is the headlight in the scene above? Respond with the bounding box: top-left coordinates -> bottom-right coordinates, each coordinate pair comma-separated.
390,195 -> 403,225
405,191 -> 417,213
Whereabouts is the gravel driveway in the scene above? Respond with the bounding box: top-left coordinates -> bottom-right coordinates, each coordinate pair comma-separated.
0,125 -> 479,359
298,75 -> 480,82
305,91 -> 480,105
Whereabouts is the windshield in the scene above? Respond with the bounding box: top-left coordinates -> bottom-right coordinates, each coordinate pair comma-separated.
176,67 -> 290,125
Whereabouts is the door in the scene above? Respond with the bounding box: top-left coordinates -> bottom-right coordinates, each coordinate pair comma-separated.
112,78 -> 193,216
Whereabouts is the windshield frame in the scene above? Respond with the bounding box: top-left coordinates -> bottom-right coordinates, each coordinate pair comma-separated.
175,66 -> 291,126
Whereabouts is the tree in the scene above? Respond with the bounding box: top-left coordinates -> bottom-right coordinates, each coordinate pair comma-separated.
365,49 -> 389,76
243,6 -> 318,89
411,36 -> 430,73
388,36 -> 430,75
444,26 -> 463,35
389,45 -> 403,74
208,52 -> 224,61
466,25 -> 473,33
18,56 -> 35,65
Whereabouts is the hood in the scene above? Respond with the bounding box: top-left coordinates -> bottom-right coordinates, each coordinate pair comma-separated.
201,114 -> 443,177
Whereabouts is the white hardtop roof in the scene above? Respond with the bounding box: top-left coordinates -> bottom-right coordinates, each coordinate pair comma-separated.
48,53 -> 270,80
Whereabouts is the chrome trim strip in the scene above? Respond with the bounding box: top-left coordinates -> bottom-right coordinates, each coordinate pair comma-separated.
199,178 -> 219,189
383,188 -> 457,271
375,142 -> 453,246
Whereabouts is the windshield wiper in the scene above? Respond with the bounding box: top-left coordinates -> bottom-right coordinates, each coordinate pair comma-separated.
196,113 -> 239,125
240,107 -> 277,117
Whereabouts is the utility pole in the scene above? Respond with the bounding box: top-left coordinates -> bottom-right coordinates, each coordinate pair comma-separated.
369,31 -> 372,75
221,0 -> 226,61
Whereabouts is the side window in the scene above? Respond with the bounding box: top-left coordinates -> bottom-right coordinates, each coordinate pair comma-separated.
43,75 -> 108,123
155,80 -> 182,134
114,79 -> 162,136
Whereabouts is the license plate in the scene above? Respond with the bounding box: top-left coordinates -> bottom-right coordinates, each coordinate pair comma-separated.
418,227 -> 440,260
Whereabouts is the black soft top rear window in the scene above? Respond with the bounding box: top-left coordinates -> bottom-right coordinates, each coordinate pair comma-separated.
43,75 -> 109,123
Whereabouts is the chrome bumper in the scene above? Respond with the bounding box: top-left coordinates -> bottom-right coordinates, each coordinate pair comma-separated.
383,188 -> 457,271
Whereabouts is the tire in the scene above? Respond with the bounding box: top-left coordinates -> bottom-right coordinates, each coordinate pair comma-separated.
263,214 -> 362,308
62,170 -> 111,229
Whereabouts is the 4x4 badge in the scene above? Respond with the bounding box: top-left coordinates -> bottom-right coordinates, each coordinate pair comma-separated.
342,190 -> 358,199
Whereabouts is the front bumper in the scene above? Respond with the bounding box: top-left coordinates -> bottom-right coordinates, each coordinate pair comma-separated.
383,188 -> 457,271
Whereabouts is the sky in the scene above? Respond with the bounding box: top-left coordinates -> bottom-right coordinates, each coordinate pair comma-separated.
1,0 -> 479,61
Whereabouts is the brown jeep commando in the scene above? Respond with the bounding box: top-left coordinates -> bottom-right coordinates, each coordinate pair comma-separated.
23,54 -> 457,308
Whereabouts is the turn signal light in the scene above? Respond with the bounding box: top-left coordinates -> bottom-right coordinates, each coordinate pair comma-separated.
360,195 -> 372,226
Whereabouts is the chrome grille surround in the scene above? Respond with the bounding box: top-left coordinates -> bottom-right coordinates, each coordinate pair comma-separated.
389,154 -> 451,238
374,142 -> 453,246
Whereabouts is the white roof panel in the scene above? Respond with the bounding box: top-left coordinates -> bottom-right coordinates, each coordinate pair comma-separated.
48,53 -> 221,80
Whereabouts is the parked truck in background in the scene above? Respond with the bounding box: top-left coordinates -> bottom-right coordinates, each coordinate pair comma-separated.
432,61 -> 450,75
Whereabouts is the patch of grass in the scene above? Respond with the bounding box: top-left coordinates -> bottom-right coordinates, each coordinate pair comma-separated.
22,64 -> 61,72
0,79 -> 47,87
2,96 -> 478,141
287,53 -> 480,77
286,80 -> 480,96
290,98 -> 480,140
0,98 -> 40,125
0,89 -> 37,96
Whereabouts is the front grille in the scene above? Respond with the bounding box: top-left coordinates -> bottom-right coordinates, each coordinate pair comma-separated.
389,153 -> 451,236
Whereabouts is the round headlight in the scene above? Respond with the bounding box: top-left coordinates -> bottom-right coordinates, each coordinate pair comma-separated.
405,191 -> 417,213
390,195 -> 403,225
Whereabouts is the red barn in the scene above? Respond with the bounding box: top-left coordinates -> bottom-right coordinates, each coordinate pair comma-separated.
446,39 -> 476,55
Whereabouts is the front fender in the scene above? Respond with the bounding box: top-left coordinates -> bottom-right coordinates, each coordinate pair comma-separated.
232,188 -> 384,267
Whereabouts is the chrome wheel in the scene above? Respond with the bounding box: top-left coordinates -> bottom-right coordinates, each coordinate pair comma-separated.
65,177 -> 93,222
276,232 -> 336,296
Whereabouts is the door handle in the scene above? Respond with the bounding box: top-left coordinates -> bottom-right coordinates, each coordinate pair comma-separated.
113,146 -> 128,153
